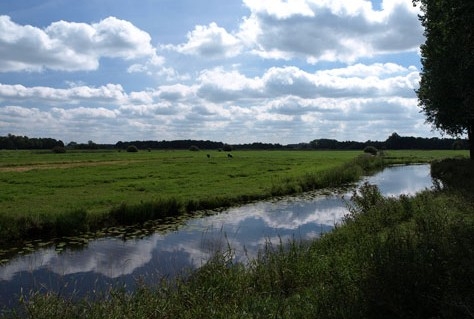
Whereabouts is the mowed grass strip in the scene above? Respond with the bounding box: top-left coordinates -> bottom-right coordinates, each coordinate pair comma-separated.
0,149 -> 467,243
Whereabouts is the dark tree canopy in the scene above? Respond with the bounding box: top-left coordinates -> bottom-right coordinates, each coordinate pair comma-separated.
413,0 -> 474,158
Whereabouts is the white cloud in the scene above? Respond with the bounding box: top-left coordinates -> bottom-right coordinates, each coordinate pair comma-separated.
167,22 -> 243,58
242,0 -> 315,19
0,83 -> 127,103
157,84 -> 196,101
192,63 -> 419,103
196,67 -> 263,102
238,0 -> 423,63
0,15 -> 162,72
52,106 -> 118,120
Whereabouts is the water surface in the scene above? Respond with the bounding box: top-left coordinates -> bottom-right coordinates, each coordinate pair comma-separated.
0,164 -> 433,308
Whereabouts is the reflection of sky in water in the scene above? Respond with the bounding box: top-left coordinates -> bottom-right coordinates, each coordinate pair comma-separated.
361,164 -> 432,197
0,165 -> 433,308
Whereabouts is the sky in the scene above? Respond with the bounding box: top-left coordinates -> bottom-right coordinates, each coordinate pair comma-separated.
0,0 -> 435,145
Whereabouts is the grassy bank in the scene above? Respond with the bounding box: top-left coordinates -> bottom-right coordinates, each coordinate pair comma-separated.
0,150 -> 467,244
6,158 -> 473,318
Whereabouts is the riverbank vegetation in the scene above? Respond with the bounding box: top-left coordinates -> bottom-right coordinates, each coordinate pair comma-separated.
0,149 -> 466,245
5,157 -> 473,318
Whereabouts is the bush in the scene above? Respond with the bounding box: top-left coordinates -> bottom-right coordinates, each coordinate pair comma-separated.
126,145 -> 139,152
189,145 -> 200,151
363,146 -> 378,155
222,144 -> 233,152
52,146 -> 66,153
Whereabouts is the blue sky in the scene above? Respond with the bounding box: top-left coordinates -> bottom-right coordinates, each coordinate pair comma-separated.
0,0 -> 434,144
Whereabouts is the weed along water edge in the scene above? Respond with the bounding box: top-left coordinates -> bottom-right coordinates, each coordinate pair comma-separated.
0,164 -> 436,311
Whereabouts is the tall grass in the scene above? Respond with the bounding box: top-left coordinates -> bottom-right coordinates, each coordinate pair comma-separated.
269,154 -> 382,196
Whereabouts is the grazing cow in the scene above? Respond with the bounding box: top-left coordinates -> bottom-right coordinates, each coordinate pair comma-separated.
227,153 -> 233,158
207,154 -> 211,159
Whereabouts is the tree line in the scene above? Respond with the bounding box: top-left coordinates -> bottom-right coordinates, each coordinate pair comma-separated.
0,133 -> 468,151
306,133 -> 468,150
0,134 -> 64,150
115,133 -> 468,151
115,140 -> 227,151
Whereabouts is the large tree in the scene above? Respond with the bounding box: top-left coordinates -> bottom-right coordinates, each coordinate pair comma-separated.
413,0 -> 474,159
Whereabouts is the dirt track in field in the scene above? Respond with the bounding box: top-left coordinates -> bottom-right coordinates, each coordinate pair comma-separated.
0,160 -> 144,172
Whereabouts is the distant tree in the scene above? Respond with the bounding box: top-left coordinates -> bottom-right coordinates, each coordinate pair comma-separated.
189,145 -> 200,151
413,0 -> 474,159
87,140 -> 99,149
310,139 -> 340,149
126,145 -> 139,152
52,146 -> 66,153
363,146 -> 378,155
67,141 -> 78,149
385,132 -> 402,149
222,144 -> 233,152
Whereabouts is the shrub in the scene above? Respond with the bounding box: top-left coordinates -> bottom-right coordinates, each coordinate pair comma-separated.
363,146 -> 378,155
189,145 -> 200,151
52,146 -> 66,153
126,145 -> 139,152
222,144 -> 233,152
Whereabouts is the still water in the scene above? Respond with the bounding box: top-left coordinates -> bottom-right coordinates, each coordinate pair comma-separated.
0,164 -> 433,308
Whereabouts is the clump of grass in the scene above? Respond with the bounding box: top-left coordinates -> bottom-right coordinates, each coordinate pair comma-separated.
0,209 -> 89,244
109,198 -> 184,224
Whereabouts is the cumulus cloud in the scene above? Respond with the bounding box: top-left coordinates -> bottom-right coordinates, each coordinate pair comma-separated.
0,83 -> 127,103
194,63 -> 419,103
165,22 -> 243,59
0,15 -> 162,72
238,0 -> 423,63
196,67 -> 263,102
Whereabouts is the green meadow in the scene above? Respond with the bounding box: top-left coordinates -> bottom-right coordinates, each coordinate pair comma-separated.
0,149 -> 468,244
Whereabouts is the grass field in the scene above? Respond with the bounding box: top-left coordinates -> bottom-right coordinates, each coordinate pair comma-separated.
0,149 -> 468,243
0,150 -> 357,215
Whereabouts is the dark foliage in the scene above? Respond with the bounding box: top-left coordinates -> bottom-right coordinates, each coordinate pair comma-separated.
0,134 -> 64,150
413,0 -> 474,158
126,145 -> 139,152
116,139 -> 225,151
52,146 -> 66,153
363,146 -> 378,155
